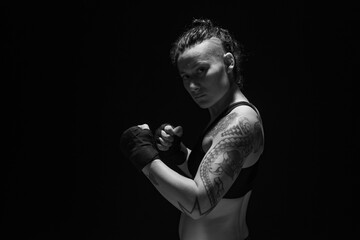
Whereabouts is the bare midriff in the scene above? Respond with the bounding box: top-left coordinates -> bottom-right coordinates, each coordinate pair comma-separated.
179,191 -> 252,240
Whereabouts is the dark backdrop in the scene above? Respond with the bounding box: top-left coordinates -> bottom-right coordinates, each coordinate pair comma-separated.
5,1 -> 356,240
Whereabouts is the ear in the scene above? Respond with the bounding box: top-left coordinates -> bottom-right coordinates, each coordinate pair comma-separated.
223,52 -> 235,73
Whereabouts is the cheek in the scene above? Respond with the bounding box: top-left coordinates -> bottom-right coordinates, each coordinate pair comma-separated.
182,81 -> 191,93
207,67 -> 228,88
182,80 -> 187,89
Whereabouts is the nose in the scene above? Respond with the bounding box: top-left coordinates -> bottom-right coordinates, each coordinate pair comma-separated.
188,81 -> 200,93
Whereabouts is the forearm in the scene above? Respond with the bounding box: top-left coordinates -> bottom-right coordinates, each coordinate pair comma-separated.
120,124 -> 210,219
177,143 -> 192,177
141,159 -> 206,219
180,143 -> 191,161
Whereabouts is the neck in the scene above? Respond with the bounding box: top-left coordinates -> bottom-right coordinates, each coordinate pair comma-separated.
208,84 -> 248,121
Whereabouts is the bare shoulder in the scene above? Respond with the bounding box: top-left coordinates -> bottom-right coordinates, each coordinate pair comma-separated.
208,104 -> 263,139
231,103 -> 262,123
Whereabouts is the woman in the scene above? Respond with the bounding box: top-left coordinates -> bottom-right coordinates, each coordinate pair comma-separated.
120,18 -> 264,240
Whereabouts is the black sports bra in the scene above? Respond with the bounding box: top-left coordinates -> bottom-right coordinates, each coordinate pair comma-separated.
187,101 -> 262,199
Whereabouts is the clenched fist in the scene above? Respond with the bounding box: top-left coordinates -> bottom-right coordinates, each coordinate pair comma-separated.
154,124 -> 186,165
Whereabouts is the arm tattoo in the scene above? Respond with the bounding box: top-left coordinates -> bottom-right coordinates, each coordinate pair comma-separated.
210,150 -> 243,180
221,118 -> 251,137
213,177 -> 224,199
208,112 -> 238,137
200,117 -> 254,207
177,197 -> 214,216
177,117 -> 263,217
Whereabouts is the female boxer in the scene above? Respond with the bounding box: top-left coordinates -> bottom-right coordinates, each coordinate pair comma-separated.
121,18 -> 264,240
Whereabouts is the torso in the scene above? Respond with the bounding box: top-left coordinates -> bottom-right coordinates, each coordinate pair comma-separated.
179,101 -> 264,240
179,191 -> 252,240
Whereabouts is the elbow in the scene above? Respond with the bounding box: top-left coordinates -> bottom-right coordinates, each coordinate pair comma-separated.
179,197 -> 215,220
188,212 -> 209,220
177,181 -> 216,220
185,207 -> 213,220
187,214 -> 201,220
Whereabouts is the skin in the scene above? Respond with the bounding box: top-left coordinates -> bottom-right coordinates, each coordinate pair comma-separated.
178,37 -> 234,117
139,37 -> 264,240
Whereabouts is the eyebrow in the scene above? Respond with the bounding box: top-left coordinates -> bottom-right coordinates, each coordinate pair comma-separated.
179,61 -> 208,74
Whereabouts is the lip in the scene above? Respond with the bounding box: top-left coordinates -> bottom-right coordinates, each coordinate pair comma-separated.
193,94 -> 205,99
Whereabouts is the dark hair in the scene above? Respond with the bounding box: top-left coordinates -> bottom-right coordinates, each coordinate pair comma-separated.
170,18 -> 246,89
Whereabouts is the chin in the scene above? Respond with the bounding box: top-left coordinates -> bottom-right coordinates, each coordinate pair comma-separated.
195,100 -> 212,109
197,104 -> 208,109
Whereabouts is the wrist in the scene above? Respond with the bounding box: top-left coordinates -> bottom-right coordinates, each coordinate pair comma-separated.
120,126 -> 160,171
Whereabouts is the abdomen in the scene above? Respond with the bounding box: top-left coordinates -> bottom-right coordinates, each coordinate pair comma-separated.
179,193 -> 251,240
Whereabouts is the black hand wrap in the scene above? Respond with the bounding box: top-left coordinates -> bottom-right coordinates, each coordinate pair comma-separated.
155,123 -> 186,165
120,126 -> 159,171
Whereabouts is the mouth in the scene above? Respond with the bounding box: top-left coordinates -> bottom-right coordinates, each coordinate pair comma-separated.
193,94 -> 205,99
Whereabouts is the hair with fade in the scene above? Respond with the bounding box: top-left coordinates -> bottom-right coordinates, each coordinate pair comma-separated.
170,18 -> 246,89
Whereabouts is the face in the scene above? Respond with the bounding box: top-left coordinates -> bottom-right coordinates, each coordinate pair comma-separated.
177,38 -> 231,109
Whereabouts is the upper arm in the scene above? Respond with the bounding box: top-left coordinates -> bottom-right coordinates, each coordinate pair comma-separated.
139,108 -> 264,220
193,109 -> 264,213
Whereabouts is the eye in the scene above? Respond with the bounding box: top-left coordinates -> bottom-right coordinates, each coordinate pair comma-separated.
197,67 -> 204,74
181,74 -> 190,81
196,67 -> 206,77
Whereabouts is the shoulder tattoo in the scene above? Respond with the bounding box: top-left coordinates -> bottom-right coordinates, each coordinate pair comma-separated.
200,117 -> 260,206
208,112 -> 238,138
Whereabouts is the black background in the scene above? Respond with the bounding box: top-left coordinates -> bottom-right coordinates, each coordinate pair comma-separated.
5,1 -> 356,240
